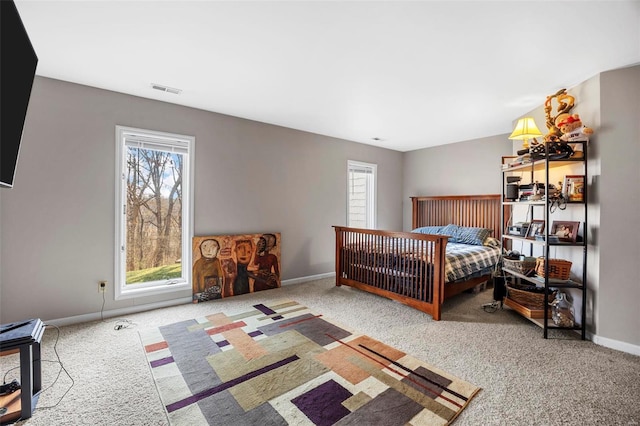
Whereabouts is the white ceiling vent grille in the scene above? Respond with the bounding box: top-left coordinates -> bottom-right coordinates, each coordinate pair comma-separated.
151,83 -> 182,95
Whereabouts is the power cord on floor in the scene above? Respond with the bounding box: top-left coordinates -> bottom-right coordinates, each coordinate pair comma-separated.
36,324 -> 75,410
113,319 -> 135,330
1,324 -> 75,415
99,286 -> 135,330
482,300 -> 502,313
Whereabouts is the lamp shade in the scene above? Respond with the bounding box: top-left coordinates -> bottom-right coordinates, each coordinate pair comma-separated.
509,117 -> 543,140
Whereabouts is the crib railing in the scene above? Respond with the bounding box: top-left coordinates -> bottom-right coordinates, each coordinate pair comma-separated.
333,226 -> 447,319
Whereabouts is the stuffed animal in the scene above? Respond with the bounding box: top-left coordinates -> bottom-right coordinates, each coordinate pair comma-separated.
543,89 -> 575,141
556,114 -> 593,142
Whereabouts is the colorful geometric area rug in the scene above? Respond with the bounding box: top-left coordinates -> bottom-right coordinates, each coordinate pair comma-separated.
139,301 -> 480,425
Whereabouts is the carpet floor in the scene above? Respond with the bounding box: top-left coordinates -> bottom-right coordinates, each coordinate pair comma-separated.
139,300 -> 480,425
1,278 -> 639,425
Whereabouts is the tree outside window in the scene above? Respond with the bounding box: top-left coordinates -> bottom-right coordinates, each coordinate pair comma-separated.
115,126 -> 193,299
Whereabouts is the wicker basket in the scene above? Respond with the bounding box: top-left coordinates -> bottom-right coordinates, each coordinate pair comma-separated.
507,285 -> 556,310
503,257 -> 537,275
535,257 -> 572,280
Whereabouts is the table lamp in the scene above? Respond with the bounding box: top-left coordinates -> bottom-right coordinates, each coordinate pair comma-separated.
509,117 -> 542,150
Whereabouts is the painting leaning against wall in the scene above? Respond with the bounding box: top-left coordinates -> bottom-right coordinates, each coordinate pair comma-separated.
192,232 -> 281,302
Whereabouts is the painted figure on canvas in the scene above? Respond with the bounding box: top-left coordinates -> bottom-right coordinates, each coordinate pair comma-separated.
192,238 -> 224,302
252,233 -> 280,291
192,232 -> 281,302
233,239 -> 254,296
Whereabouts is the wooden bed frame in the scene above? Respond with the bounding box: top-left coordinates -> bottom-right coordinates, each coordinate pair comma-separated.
334,194 -> 502,320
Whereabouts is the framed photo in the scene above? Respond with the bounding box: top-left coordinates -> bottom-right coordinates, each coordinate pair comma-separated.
526,220 -> 545,239
550,221 -> 580,243
563,175 -> 585,202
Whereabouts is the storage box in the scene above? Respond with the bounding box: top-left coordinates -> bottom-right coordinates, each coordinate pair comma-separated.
503,257 -> 537,275
507,284 -> 556,310
535,257 -> 572,280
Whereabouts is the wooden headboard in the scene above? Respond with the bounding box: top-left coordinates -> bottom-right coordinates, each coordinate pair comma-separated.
411,194 -> 503,239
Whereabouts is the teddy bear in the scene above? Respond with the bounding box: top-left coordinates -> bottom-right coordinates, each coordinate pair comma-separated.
556,114 -> 593,142
553,113 -> 592,159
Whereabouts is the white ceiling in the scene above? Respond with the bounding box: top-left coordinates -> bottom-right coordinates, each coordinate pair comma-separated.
15,1 -> 640,152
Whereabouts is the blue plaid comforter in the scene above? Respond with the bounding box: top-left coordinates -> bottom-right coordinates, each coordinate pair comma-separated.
444,242 -> 501,283
344,239 -> 500,283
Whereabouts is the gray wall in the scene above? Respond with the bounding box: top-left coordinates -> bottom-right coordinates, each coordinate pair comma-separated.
511,67 -> 640,349
0,77 -> 403,323
598,65 -> 640,346
2,67 -> 638,351
402,66 -> 640,351
401,135 -> 512,230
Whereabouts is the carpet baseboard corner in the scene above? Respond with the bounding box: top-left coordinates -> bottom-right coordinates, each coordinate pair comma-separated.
45,273 -> 336,327
45,297 -> 193,327
591,333 -> 640,356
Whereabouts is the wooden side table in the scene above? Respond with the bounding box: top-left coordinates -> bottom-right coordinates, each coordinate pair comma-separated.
0,319 -> 45,423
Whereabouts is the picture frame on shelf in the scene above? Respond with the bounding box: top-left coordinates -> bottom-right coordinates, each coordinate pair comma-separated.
563,175 -> 585,202
526,220 -> 545,239
550,220 -> 580,243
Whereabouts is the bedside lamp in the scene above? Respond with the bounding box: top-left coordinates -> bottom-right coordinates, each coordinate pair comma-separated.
509,117 -> 543,150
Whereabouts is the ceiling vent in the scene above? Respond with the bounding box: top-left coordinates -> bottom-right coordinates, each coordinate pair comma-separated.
151,83 -> 182,95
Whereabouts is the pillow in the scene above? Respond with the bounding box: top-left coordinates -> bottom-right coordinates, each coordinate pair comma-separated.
437,224 -> 460,242
455,226 -> 493,246
411,226 -> 442,235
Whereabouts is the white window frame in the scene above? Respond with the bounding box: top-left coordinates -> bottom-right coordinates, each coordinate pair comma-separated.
347,160 -> 377,229
114,125 -> 194,300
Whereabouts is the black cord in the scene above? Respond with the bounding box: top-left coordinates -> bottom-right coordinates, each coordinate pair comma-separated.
100,289 -> 106,322
98,288 -> 135,330
113,319 -> 135,330
2,365 -> 19,384
1,324 -> 75,412
549,194 -> 567,213
35,324 -> 75,410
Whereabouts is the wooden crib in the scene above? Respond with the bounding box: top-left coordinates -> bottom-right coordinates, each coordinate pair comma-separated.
334,194 -> 503,320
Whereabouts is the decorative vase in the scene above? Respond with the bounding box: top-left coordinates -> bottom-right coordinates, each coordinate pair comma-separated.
550,291 -> 575,327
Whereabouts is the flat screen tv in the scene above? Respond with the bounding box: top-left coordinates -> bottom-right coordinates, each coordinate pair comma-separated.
1,0 -> 38,188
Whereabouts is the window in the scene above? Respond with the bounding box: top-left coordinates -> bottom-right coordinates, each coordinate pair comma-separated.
115,126 -> 194,299
347,160 -> 376,228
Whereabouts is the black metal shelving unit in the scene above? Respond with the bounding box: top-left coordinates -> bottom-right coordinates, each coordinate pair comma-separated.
500,141 -> 587,339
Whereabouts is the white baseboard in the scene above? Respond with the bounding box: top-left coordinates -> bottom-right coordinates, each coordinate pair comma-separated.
281,272 -> 335,286
45,297 -> 193,327
590,333 -> 640,356
44,271 -> 640,357
45,272 -> 336,327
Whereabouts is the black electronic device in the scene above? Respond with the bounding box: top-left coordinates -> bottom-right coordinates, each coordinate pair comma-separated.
519,182 -> 556,192
505,176 -> 521,200
518,183 -> 536,201
506,184 -> 519,200
0,380 -> 20,395
0,320 -> 32,334
1,0 -> 39,188
508,222 -> 530,236
518,182 -> 557,201
535,234 -> 561,243
0,318 -> 41,345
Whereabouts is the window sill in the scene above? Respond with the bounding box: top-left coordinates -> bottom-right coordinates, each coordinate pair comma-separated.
115,282 -> 192,300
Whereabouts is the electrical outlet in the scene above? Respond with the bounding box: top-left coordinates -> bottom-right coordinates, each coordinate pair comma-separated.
98,281 -> 107,293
